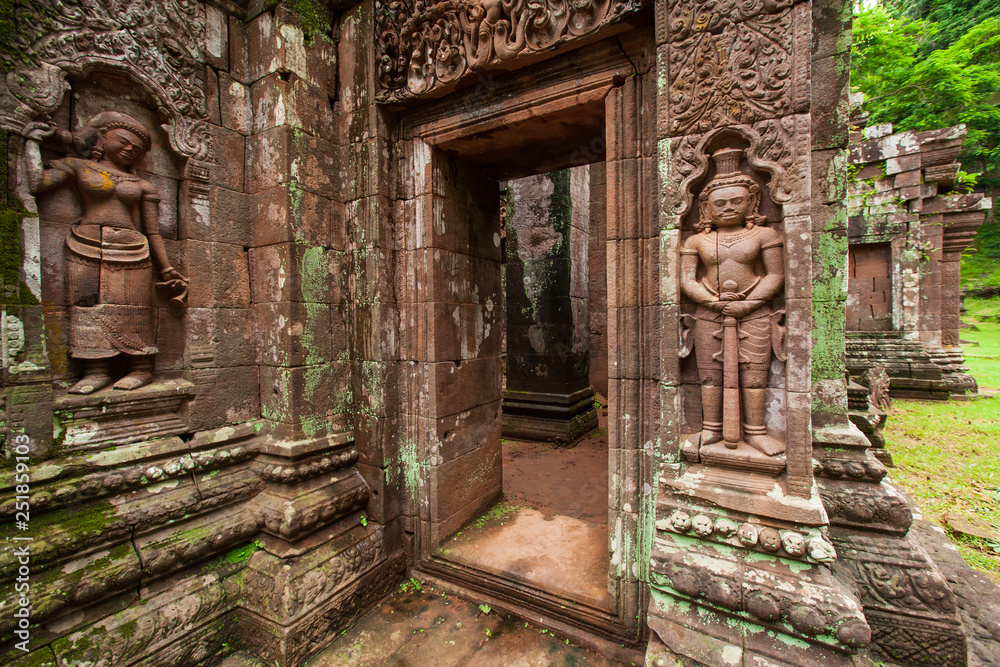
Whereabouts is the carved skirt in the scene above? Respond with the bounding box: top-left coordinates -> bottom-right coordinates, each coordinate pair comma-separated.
692,305 -> 774,373
65,223 -> 158,359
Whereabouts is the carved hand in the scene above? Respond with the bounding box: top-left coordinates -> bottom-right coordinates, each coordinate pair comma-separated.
23,120 -> 56,143
721,300 -> 762,318
706,301 -> 727,313
160,267 -> 189,287
719,292 -> 742,302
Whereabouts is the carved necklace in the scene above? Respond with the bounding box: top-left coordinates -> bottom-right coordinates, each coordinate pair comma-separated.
716,226 -> 757,247
106,170 -> 140,183
94,161 -> 140,183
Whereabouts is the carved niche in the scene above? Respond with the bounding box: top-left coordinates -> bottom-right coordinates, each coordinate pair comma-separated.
2,0 -> 211,162
678,144 -> 788,473
374,0 -> 650,102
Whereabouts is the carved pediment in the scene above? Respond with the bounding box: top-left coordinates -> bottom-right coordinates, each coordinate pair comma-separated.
3,0 -> 210,160
374,0 -> 650,103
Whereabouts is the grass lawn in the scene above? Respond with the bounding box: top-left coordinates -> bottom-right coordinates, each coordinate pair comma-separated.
962,296 -> 1000,390
883,296 -> 1000,581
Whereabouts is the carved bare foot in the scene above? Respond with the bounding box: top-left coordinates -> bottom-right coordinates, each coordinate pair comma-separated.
113,357 -> 153,390
700,429 -> 723,446
745,432 -> 785,456
112,370 -> 153,391
68,373 -> 112,394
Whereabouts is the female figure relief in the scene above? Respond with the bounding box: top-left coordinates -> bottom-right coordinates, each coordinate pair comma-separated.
25,112 -> 187,394
680,147 -> 786,457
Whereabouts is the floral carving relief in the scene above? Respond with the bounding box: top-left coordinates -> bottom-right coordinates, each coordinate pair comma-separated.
4,0 -> 211,160
664,0 -> 797,42
664,6 -> 808,136
375,0 -> 649,102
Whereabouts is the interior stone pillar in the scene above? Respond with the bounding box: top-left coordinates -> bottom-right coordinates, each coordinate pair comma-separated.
502,167 -> 598,443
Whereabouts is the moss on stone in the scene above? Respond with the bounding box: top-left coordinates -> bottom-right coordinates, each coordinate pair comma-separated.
276,0 -> 332,42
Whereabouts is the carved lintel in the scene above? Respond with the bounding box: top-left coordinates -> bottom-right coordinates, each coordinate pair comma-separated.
374,0 -> 651,103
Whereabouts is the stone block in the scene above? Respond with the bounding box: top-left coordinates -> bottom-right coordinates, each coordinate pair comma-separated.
180,239 -> 251,308
205,66 -> 222,126
219,73 -> 254,135
893,169 -> 922,189
886,153 -> 922,175
428,436 -> 502,537
246,10 -> 309,84
812,0 -> 852,61
204,4 -> 229,70
358,462 -> 401,525
254,301 -> 334,366
811,55 -> 850,151
184,365 -> 260,431
429,357 -> 502,419
345,195 -> 392,249
399,302 -> 502,362
259,362 -> 350,435
229,14 -> 250,83
306,34 -> 339,98
209,125 -> 246,192
249,243 -> 345,304
813,148 -> 849,205
337,3 -> 375,115
341,138 -> 391,202
251,184 -> 333,247
251,72 -> 336,137
246,125 -> 340,196
180,184 -> 252,247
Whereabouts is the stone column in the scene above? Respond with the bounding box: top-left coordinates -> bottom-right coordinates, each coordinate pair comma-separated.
588,161 -> 609,398
502,167 -> 598,443
646,0 -> 876,663
233,6 -> 400,664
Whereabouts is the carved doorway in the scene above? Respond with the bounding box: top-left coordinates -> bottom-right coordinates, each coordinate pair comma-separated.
392,34 -> 657,653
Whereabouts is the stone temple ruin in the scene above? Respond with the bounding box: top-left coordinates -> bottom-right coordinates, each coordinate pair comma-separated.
0,0 -> 995,666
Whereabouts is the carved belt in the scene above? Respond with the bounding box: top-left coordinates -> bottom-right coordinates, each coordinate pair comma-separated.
66,223 -> 149,264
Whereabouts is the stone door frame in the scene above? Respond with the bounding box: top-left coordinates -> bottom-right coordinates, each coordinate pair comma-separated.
390,31 -> 658,645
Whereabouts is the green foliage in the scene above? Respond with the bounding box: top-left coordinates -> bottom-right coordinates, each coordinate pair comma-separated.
277,0 -> 332,41
399,577 -> 423,593
852,3 -> 1000,192
478,603 -> 491,615
887,0 -> 1000,53
962,221 -> 1000,291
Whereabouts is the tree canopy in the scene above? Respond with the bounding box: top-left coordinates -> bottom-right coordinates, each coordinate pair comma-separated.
851,1 -> 1000,195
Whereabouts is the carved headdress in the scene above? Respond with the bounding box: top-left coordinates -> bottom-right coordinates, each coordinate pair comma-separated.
72,112 -> 152,160
697,147 -> 765,233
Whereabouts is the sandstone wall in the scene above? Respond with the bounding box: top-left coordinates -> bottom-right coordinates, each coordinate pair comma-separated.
0,3 -> 401,666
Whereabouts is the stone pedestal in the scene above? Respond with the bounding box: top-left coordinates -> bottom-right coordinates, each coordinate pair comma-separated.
232,431 -> 402,666
501,387 -> 598,443
53,379 -> 195,451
